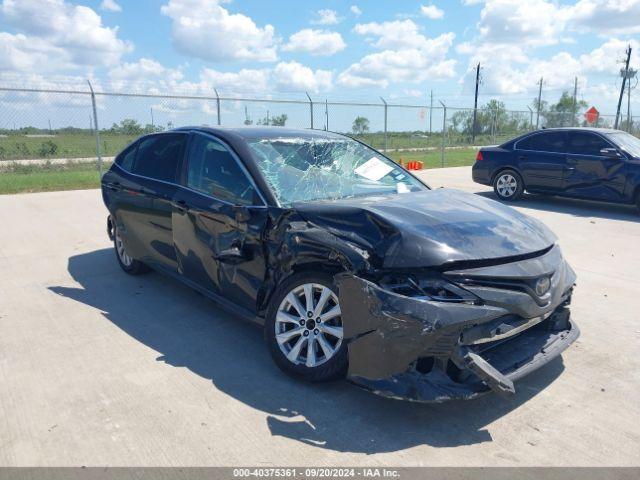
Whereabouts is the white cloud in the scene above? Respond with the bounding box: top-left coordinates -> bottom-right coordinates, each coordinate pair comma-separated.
420,4 -> 444,19
339,22 -> 456,88
100,0 -> 122,13
311,9 -> 340,25
568,0 -> 640,34
273,61 -> 333,93
475,0 -> 568,47
0,0 -> 132,72
282,29 -> 346,56
457,0 -> 640,97
350,5 -> 362,17
354,20 -> 437,50
458,37 -> 640,96
200,68 -> 272,94
470,0 -> 640,50
160,0 -> 277,62
202,62 -> 333,94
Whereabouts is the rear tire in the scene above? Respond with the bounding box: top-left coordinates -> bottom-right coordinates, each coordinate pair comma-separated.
493,169 -> 524,201
113,223 -> 149,275
265,271 -> 347,382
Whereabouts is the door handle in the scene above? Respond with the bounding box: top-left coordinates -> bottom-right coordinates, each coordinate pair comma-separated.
518,155 -> 527,161
172,199 -> 189,213
213,245 -> 249,264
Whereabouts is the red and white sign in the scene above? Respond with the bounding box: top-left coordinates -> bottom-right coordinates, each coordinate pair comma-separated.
584,106 -> 599,124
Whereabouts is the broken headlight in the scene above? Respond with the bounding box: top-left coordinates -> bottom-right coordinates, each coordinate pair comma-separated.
380,274 -> 480,304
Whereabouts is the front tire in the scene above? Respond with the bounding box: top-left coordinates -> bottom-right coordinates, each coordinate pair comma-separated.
493,169 -> 524,201
265,272 -> 347,382
113,223 -> 149,275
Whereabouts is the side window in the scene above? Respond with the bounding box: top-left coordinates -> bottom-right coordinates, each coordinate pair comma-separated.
519,132 -> 566,153
516,134 -> 536,150
568,132 -> 611,156
132,134 -> 186,183
116,144 -> 136,171
186,134 -> 257,205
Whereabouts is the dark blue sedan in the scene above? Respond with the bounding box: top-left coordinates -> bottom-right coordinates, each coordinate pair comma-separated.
472,127 -> 640,211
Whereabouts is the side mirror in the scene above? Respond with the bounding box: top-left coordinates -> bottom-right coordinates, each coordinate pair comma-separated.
600,147 -> 621,159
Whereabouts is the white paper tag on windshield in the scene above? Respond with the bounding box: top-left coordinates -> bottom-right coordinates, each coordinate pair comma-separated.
354,157 -> 394,181
396,182 -> 410,193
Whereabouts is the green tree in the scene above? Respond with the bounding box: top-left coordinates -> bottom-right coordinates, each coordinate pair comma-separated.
533,91 -> 587,128
352,116 -> 370,135
450,99 -> 528,138
257,113 -> 288,126
108,119 -> 144,135
38,140 -> 58,157
270,113 -> 288,126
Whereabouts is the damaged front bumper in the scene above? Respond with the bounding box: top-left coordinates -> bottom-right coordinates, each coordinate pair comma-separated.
336,245 -> 579,402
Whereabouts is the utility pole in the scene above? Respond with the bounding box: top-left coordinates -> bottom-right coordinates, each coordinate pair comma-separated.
472,63 -> 481,143
615,45 -> 632,130
150,107 -> 154,128
535,77 -> 543,129
429,90 -> 433,134
572,76 -> 578,127
625,68 -> 637,131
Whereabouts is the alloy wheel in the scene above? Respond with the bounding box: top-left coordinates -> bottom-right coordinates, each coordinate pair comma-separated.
496,173 -> 518,198
275,283 -> 343,367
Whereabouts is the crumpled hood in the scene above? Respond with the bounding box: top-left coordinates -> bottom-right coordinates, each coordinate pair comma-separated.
294,188 -> 557,269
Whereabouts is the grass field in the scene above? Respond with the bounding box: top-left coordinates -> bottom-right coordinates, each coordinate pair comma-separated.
387,147 -> 477,168
0,148 -> 478,195
0,133 -> 137,160
0,131 -> 492,161
0,162 -> 107,194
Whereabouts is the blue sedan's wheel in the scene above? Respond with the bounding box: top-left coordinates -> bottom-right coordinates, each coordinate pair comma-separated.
493,169 -> 524,201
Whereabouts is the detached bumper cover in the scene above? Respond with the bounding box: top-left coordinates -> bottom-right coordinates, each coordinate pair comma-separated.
336,247 -> 579,402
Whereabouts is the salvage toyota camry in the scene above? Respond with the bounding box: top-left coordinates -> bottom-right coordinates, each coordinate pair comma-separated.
101,126 -> 579,402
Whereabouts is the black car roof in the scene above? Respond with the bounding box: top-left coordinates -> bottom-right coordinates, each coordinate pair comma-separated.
533,127 -> 620,134
172,125 -> 348,141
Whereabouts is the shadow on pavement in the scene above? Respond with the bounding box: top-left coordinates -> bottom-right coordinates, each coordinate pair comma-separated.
475,191 -> 639,222
50,248 -> 565,454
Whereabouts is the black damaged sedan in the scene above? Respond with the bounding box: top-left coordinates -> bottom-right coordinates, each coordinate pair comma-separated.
101,127 -> 579,402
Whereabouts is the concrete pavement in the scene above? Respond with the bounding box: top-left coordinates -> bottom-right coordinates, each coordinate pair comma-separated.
0,167 -> 639,466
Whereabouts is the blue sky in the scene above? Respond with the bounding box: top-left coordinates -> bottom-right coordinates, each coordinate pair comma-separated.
0,0 -> 639,130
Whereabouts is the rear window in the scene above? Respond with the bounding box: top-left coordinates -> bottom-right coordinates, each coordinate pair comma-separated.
132,134 -> 186,183
517,132 -> 566,153
115,144 -> 136,171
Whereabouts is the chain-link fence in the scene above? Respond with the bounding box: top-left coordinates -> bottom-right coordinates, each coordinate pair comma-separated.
1,84 -> 639,189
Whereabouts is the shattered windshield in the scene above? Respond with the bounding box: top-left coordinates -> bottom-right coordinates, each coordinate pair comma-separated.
606,131 -> 640,158
247,137 -> 427,206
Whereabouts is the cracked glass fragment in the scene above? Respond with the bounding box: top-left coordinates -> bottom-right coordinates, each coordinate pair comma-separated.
247,137 -> 424,206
